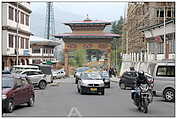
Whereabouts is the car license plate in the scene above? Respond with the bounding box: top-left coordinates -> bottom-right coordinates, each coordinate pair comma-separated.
90,88 -> 97,91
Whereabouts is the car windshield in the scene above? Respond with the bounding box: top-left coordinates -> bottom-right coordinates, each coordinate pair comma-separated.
100,72 -> 109,78
2,77 -> 14,88
83,72 -> 101,80
77,67 -> 90,72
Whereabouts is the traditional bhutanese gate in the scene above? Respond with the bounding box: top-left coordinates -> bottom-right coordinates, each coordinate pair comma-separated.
54,17 -> 119,75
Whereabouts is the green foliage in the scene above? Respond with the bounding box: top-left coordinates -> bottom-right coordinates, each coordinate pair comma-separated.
69,49 -> 87,67
111,16 -> 124,74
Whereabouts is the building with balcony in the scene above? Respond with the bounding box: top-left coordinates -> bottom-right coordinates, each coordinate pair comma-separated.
29,36 -> 60,64
121,2 -> 175,75
123,2 -> 175,62
2,2 -> 32,70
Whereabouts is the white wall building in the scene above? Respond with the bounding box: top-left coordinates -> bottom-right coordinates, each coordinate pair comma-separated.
29,36 -> 60,64
121,19 -> 175,75
2,2 -> 32,70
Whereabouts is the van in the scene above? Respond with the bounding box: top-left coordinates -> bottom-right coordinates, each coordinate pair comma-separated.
151,60 -> 175,102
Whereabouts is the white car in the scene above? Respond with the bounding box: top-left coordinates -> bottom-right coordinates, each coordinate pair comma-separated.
18,70 -> 48,89
77,72 -> 105,95
52,69 -> 65,79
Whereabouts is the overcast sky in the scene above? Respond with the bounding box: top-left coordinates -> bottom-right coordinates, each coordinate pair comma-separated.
31,2 -> 127,21
30,2 -> 127,37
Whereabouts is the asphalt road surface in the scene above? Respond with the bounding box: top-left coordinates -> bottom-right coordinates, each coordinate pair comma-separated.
3,77 -> 175,117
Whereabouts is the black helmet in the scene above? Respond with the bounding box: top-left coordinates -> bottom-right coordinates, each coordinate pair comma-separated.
138,71 -> 144,76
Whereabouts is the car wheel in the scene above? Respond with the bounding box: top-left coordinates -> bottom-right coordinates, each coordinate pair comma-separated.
38,81 -> 47,89
77,87 -> 80,93
108,84 -> 110,88
164,88 -> 175,102
75,79 -> 78,84
27,95 -> 34,107
5,99 -> 14,113
80,87 -> 84,95
101,90 -> 105,95
120,83 -> 126,90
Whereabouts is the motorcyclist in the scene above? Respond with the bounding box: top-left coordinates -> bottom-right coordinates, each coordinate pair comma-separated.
132,71 -> 148,106
136,71 -> 148,86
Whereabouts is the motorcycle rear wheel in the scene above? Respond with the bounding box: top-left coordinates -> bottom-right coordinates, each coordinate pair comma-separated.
142,100 -> 148,113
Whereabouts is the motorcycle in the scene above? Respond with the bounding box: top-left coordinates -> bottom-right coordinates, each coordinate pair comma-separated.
131,74 -> 154,113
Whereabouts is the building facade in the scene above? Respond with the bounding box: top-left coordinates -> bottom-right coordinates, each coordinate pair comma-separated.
123,2 -> 175,62
120,2 -> 175,75
54,17 -> 119,75
2,2 -> 32,70
29,36 -> 60,64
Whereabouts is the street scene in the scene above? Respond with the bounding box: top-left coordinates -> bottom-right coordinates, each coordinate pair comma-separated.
3,77 -> 175,117
2,1 -> 175,117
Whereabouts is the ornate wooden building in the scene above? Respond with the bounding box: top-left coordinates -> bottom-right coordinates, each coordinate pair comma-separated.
54,16 -> 119,75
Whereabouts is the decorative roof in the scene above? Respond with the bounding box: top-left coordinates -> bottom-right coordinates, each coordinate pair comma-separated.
64,16 -> 111,25
64,20 -> 111,25
54,33 -> 120,39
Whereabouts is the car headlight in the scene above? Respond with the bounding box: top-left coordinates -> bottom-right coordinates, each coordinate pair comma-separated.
2,95 -> 7,100
100,83 -> 105,87
104,80 -> 110,82
81,82 -> 88,87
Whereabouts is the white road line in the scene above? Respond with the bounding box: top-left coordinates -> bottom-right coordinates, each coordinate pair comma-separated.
67,106 -> 82,117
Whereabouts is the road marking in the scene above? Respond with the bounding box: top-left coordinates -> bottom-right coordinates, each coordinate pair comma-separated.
67,107 -> 82,117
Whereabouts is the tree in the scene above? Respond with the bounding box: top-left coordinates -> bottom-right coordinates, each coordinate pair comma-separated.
69,49 -> 87,67
111,16 -> 124,74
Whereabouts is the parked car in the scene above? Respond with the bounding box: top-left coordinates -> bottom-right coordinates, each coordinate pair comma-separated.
74,67 -> 90,84
33,64 -> 53,83
2,74 -> 35,113
119,71 -> 138,90
100,71 -> 110,88
52,69 -> 65,79
19,70 -> 48,89
150,60 -> 175,102
77,72 -> 105,95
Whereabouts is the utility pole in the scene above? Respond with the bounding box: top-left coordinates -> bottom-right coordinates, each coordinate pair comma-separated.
163,6 -> 167,59
16,2 -> 20,65
44,2 -> 55,40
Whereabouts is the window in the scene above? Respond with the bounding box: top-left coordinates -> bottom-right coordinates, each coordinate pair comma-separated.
8,34 -> 14,48
156,66 -> 175,77
15,9 -> 18,22
26,15 -> 29,26
21,37 -> 24,49
9,6 -> 14,20
25,38 -> 29,49
32,48 -> 40,53
160,10 -> 164,17
158,42 -> 164,54
20,12 -> 24,24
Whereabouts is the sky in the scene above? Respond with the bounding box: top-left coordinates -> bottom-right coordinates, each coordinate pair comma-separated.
31,2 -> 127,21
30,2 -> 127,37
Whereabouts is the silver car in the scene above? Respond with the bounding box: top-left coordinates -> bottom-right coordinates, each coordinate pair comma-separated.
20,70 -> 48,89
152,61 -> 175,102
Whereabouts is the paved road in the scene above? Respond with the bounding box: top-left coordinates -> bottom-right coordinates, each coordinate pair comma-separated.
4,77 -> 175,117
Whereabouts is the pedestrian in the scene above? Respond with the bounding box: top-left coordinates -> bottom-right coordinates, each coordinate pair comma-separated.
109,67 -> 112,78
